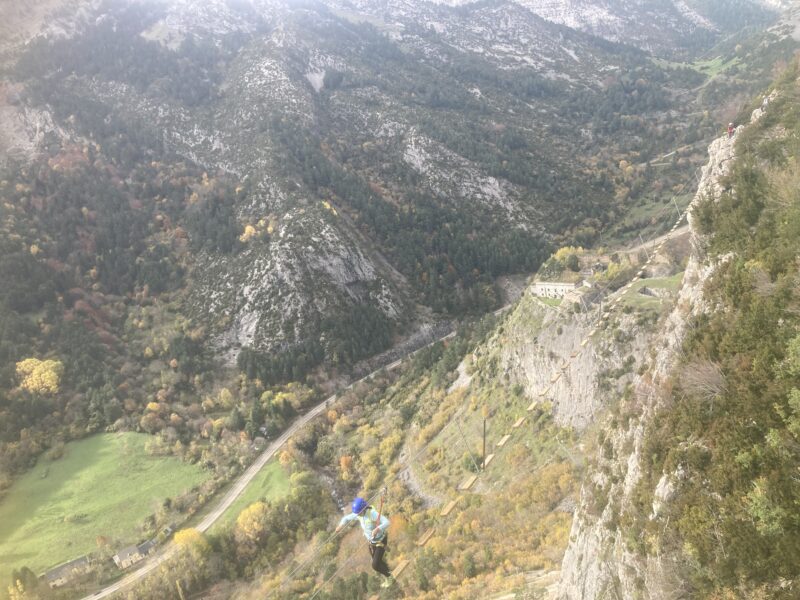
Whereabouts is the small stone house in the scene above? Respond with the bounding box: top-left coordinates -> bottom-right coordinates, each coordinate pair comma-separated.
42,556 -> 91,588
113,539 -> 158,570
113,545 -> 143,569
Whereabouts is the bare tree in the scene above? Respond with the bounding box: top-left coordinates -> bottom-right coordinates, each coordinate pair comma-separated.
681,359 -> 726,410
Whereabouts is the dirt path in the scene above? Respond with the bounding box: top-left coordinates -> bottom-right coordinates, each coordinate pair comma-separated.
398,447 -> 444,509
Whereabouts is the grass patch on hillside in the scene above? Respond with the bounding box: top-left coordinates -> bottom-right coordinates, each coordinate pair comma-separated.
536,297 -> 563,307
606,192 -> 693,247
211,461 -> 290,530
620,272 -> 683,311
0,433 -> 210,583
652,55 -> 741,78
692,55 -> 742,77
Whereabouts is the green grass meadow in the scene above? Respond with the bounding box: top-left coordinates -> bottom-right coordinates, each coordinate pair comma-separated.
211,460 -> 290,531
606,192 -> 693,246
535,296 -> 563,307
0,433 -> 210,584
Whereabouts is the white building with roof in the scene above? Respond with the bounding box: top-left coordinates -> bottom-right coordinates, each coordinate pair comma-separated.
531,280 -> 581,299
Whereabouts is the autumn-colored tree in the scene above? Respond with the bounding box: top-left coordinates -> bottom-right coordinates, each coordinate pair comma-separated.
15,358 -> 64,394
239,224 -> 257,242
174,528 -> 210,557
218,387 -> 234,409
279,449 -> 294,469
379,432 -> 403,467
235,501 -> 270,555
339,455 -> 353,481
8,567 -> 39,600
140,412 -> 165,434
553,245 -> 585,262
6,582 -> 27,600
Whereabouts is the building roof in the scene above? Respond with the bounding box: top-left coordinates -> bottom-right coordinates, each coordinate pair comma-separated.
137,539 -> 157,555
114,545 -> 141,562
43,556 -> 90,581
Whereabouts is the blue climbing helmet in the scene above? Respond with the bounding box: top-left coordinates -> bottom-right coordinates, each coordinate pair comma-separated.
352,497 -> 367,514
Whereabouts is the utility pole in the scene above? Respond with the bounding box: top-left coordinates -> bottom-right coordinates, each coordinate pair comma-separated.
482,405 -> 488,470
638,233 -> 650,261
672,197 -> 682,220
482,418 -> 486,470
455,417 -> 481,473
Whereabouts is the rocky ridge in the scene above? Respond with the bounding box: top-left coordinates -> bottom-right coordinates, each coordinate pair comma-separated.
363,0 -> 779,57
556,101 -> 758,600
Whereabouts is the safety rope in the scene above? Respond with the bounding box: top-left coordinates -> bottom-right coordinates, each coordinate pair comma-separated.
281,487 -> 384,585
307,551 -> 359,600
374,487 -> 387,541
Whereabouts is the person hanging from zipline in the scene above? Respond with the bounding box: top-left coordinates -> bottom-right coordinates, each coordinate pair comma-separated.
335,495 -> 395,587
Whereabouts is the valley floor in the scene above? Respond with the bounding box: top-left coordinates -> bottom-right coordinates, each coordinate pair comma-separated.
0,433 -> 209,585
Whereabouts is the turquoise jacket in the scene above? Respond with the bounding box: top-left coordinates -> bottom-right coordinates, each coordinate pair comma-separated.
338,506 -> 389,542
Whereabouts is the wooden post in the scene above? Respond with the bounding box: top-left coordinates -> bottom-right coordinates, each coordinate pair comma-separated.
482,417 -> 486,470
482,405 -> 488,470
176,580 -> 186,600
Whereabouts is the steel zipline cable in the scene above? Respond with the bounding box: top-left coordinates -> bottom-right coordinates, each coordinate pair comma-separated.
307,552 -> 359,600
279,487 -> 383,587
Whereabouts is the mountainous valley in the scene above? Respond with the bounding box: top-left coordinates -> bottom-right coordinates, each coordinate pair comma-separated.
1,0 -> 799,598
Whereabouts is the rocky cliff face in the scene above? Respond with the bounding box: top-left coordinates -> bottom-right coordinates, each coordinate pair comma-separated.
497,289 -> 659,431
556,103 -> 768,599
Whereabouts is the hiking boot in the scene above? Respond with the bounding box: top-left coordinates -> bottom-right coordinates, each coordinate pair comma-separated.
380,576 -> 396,588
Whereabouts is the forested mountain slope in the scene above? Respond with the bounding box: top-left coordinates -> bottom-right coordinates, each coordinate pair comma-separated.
1,1 -> 799,598
2,0 -> 785,363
